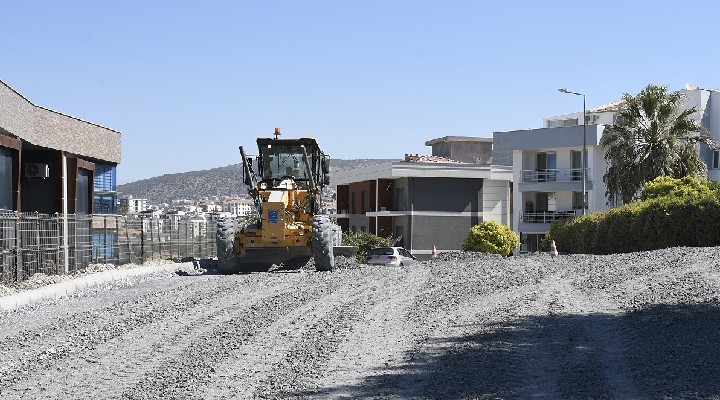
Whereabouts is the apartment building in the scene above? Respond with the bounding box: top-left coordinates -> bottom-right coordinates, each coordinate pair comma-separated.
222,197 -> 254,217
333,136 -> 512,259
120,195 -> 148,213
493,104 -> 620,252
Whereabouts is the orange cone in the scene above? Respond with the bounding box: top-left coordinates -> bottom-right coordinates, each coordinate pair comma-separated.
432,245 -> 438,258
550,240 -> 558,258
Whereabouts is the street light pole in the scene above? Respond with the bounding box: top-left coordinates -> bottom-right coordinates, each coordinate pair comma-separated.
558,88 -> 587,216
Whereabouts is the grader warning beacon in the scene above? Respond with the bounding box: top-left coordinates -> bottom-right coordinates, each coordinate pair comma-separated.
216,128 -> 340,273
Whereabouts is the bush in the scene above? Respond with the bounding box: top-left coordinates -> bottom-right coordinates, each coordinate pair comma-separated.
462,221 -> 519,256
342,231 -> 400,263
546,186 -> 720,254
640,176 -> 719,201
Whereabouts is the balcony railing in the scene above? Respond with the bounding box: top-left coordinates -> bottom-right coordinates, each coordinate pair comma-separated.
521,168 -> 590,183
521,210 -> 578,223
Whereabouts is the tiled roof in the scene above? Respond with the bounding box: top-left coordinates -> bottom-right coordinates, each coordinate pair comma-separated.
0,79 -> 121,163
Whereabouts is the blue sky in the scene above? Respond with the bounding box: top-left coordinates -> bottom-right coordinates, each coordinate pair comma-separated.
3,1 -> 720,183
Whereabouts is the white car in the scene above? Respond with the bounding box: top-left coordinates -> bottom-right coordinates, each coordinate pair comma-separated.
365,247 -> 417,267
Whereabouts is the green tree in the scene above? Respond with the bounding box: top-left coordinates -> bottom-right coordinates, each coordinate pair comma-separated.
640,175 -> 720,201
601,84 -> 716,204
462,221 -> 519,256
342,231 -> 400,263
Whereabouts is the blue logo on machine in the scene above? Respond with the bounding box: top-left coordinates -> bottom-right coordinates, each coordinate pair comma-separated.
268,209 -> 279,224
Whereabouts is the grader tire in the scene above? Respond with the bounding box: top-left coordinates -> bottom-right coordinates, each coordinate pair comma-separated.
216,218 -> 241,274
312,215 -> 335,272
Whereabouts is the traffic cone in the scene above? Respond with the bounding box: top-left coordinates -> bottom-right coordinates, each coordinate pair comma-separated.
550,240 -> 558,258
432,245 -> 437,258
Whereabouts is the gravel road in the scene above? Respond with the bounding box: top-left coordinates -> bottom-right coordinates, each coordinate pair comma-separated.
1,247 -> 720,399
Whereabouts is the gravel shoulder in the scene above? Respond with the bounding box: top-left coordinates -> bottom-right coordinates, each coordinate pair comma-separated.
1,247 -> 720,399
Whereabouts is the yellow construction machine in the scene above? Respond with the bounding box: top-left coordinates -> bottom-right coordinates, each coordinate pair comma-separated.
216,129 -> 339,273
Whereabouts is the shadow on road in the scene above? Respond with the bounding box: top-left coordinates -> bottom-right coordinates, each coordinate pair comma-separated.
298,301 -> 720,399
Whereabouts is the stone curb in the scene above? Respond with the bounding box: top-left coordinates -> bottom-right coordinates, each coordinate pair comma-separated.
0,263 -> 195,312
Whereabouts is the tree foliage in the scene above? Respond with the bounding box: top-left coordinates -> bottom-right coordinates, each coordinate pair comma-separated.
601,84 -> 716,204
640,175 -> 720,201
462,220 -> 519,256
342,231 -> 400,263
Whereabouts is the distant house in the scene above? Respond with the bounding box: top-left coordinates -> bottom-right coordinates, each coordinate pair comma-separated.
332,136 -> 512,258
0,79 -> 121,214
120,195 -> 148,213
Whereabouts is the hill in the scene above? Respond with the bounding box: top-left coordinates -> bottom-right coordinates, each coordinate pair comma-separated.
117,159 -> 398,205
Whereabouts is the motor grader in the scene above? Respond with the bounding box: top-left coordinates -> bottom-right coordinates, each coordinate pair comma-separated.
216,129 -> 339,273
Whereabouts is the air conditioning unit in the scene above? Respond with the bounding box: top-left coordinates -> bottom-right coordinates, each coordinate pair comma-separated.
25,163 -> 50,178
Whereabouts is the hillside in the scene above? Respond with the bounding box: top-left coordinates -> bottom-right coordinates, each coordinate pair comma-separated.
117,159 -> 397,205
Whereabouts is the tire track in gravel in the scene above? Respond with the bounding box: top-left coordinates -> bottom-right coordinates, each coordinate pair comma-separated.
296,266 -> 434,399
201,269 -> 393,399
508,270 -> 640,399
61,275 -> 304,399
0,273 -> 299,399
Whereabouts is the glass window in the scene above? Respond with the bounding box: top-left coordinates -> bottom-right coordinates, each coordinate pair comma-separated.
0,147 -> 12,210
713,151 -> 719,169
77,168 -> 90,214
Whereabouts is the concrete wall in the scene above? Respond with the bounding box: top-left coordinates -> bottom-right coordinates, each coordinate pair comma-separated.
494,125 -> 604,152
426,136 -> 493,164
482,179 -> 509,225
410,177 -> 480,213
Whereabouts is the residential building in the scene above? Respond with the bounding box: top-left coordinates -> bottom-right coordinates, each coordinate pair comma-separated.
222,197 -> 254,217
0,79 -> 121,214
494,84 -> 720,252
120,195 -> 148,213
333,136 -> 512,259
493,107 -> 618,252
680,85 -> 720,181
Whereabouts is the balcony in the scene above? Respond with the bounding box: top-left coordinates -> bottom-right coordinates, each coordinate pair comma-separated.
521,210 -> 578,223
521,168 -> 590,183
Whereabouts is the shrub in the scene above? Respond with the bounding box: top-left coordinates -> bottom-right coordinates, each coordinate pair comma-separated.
546,186 -> 720,254
342,231 -> 400,263
462,221 -> 519,256
640,175 -> 719,201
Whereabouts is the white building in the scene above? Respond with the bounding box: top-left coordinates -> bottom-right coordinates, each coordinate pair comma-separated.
120,195 -> 148,213
222,197 -> 254,217
493,104 -> 623,252
493,84 -> 720,252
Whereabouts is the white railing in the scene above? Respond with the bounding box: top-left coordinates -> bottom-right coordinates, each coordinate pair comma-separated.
521,210 -> 578,223
521,168 -> 590,183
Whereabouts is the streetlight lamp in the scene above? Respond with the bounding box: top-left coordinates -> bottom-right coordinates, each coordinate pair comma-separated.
558,88 -> 587,216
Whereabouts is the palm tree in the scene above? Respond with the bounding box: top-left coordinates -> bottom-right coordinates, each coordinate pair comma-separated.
601,84 -> 716,204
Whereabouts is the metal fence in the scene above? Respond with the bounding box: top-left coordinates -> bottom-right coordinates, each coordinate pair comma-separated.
0,212 -> 217,283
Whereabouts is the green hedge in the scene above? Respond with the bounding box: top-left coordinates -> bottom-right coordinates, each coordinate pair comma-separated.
547,177 -> 720,254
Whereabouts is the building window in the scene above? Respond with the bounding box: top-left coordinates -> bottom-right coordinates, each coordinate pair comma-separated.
547,119 -> 563,128
713,151 -> 719,169
94,193 -> 117,214
77,168 -> 91,214
571,150 -> 588,181
0,147 -> 12,210
562,118 -> 579,127
572,191 -> 587,210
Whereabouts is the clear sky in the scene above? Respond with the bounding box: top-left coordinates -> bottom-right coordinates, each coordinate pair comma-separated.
3,1 -> 720,183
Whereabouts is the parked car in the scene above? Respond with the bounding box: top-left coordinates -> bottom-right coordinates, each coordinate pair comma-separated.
365,247 -> 417,267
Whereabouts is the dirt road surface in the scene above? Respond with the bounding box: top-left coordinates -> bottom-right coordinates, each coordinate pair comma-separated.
1,247 -> 720,399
